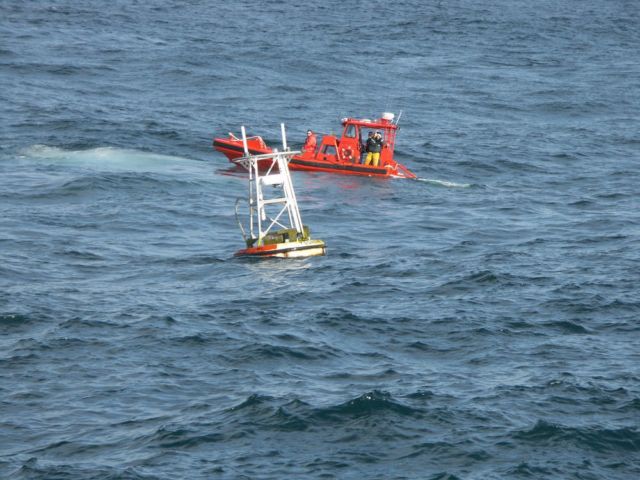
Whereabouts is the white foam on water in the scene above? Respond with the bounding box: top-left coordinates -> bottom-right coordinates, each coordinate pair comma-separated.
19,145 -> 209,175
416,177 -> 471,188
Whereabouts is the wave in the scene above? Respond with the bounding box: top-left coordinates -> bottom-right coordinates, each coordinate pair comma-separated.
10,458 -> 151,479
506,462 -> 554,476
429,269 -> 513,295
0,313 -> 36,328
231,342 -> 341,363
542,320 -> 592,334
0,312 -> 47,335
151,425 -> 226,449
498,376 -> 634,396
203,390 -> 426,439
621,398 -> 640,412
314,390 -> 421,419
153,254 -> 227,266
423,474 -> 462,480
228,393 -> 275,411
514,420 -> 640,453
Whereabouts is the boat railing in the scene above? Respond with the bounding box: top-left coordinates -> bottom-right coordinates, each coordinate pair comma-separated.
229,132 -> 268,149
394,162 -> 417,179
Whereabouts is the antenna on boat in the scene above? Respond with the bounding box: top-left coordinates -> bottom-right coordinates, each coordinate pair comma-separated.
395,110 -> 403,126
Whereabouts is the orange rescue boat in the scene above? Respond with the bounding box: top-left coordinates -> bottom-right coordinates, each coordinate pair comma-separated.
213,112 -> 416,179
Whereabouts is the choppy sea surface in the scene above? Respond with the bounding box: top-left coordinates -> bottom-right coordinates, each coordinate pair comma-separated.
1,1 -> 639,478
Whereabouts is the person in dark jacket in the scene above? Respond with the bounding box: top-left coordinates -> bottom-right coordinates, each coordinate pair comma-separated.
364,131 -> 383,166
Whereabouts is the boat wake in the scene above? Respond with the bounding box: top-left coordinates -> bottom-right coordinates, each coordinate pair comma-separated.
415,177 -> 471,188
18,145 -> 207,175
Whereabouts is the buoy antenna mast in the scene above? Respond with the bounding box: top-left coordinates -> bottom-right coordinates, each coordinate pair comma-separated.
280,122 -> 288,151
240,125 -> 249,156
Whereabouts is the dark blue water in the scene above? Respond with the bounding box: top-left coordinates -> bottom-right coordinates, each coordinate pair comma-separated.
2,1 -> 639,478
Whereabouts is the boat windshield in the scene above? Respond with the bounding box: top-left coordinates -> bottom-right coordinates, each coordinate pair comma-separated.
345,124 -> 357,138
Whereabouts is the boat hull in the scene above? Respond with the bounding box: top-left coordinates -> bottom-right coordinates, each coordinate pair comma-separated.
213,138 -> 271,159
213,138 -> 413,179
289,157 -> 393,177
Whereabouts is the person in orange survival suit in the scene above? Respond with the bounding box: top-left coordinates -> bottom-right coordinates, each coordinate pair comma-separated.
302,129 -> 317,156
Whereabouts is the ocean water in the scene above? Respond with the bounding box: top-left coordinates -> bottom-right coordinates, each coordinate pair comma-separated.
1,1 -> 639,478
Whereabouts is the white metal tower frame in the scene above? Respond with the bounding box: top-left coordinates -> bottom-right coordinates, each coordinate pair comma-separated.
233,124 -> 305,247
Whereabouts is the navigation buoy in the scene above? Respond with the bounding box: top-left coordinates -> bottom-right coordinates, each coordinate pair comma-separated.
232,123 -> 326,258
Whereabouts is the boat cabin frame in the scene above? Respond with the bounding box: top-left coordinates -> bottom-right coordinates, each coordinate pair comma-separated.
310,116 -> 399,167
